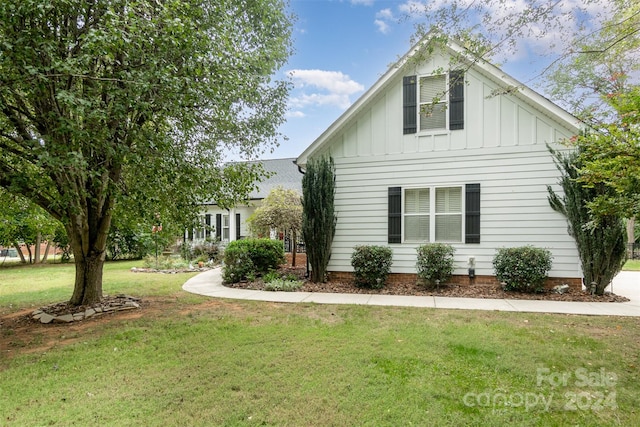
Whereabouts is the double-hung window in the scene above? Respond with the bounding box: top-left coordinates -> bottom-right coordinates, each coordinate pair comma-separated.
419,75 -> 447,131
403,186 -> 462,243
403,71 -> 464,134
222,214 -> 230,241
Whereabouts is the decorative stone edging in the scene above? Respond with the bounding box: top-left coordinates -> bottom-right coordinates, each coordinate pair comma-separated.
31,295 -> 141,324
130,267 -> 211,274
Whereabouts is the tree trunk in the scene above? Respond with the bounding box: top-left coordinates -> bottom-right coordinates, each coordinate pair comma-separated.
66,208 -> 113,306
34,232 -> 41,263
291,230 -> 297,267
70,251 -> 105,306
42,240 -> 51,263
26,244 -> 33,264
12,242 -> 26,263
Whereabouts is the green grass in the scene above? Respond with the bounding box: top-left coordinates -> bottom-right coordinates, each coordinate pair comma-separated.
624,259 -> 640,271
1,262 -> 639,426
0,260 -> 200,313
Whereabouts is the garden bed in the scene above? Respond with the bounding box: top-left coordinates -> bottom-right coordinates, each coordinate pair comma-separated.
229,265 -> 630,303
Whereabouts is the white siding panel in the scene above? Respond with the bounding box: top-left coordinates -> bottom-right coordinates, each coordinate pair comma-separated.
316,57 -> 581,279
483,83 -> 500,147
466,73 -> 484,149
327,145 -> 580,278
518,106 -> 535,146
357,111 -> 372,156
536,118 -> 553,145
371,95 -> 387,155
343,123 -> 357,157
501,97 -> 517,146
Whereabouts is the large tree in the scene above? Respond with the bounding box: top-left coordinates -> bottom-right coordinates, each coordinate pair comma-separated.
0,0 -> 292,305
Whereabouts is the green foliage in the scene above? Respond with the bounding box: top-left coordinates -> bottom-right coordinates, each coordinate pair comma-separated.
416,243 -> 456,287
493,246 -> 552,293
248,186 -> 302,237
107,224 -> 155,261
263,278 -> 304,292
248,186 -> 303,266
0,0 -> 292,305
573,119 -> 640,221
192,241 -> 221,264
222,239 -> 285,283
350,245 -> 393,289
302,157 -> 336,283
548,147 -> 627,295
262,270 -> 281,283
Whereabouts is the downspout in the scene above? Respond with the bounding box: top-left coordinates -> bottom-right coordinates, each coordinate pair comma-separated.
294,160 -> 309,277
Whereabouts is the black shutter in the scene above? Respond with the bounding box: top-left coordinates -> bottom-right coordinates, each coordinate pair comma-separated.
388,187 -> 402,243
216,214 -> 222,240
465,183 -> 480,243
403,76 -> 417,134
235,213 -> 241,240
205,214 -> 211,239
449,70 -> 464,130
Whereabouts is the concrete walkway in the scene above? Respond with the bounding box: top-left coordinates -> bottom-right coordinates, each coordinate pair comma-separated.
182,268 -> 640,317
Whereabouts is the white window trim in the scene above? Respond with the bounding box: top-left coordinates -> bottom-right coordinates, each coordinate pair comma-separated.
418,73 -> 450,133
402,184 -> 464,243
222,214 -> 230,242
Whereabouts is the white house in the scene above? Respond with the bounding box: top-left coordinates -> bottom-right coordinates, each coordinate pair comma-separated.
295,36 -> 584,286
187,158 -> 302,244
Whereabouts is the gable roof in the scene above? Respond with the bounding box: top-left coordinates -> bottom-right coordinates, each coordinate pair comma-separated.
296,36 -> 582,166
247,157 -> 302,199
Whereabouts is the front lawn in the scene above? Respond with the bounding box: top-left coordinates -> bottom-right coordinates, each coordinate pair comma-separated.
624,259 -> 640,271
1,261 -> 639,426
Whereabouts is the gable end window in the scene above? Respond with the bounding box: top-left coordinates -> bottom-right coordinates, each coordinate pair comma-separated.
402,72 -> 465,134
388,183 -> 479,243
419,75 -> 447,131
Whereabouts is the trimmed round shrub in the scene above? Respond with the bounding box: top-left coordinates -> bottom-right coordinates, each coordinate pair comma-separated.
222,238 -> 285,283
493,246 -> 553,293
416,243 -> 455,287
350,245 -> 393,289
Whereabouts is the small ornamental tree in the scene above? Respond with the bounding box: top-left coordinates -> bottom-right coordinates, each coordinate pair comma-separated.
248,186 -> 302,266
302,157 -> 336,283
547,146 -> 627,295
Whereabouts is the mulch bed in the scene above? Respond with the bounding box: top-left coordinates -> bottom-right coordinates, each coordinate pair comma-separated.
228,266 -> 630,303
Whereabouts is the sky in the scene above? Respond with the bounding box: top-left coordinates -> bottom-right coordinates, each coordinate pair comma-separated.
266,0 -> 610,160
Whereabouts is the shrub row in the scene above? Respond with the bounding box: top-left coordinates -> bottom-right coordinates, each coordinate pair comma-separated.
349,244 -> 553,293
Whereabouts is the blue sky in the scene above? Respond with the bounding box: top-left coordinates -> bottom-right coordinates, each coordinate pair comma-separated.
270,0 -> 417,159
267,0 -> 607,160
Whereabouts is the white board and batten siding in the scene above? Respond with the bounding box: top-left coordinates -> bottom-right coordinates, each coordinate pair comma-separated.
312,55 -> 582,279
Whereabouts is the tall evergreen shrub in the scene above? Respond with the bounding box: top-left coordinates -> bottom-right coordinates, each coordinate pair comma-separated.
547,146 -> 627,295
302,157 -> 336,283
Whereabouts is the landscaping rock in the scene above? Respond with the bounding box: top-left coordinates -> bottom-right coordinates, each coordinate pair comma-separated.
31,295 -> 143,324
553,284 -> 570,294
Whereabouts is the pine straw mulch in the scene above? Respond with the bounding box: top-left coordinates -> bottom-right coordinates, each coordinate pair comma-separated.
227,266 -> 630,303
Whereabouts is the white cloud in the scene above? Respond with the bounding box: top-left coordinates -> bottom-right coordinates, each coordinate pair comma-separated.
374,19 -> 390,34
287,110 -> 306,118
376,8 -> 394,20
351,0 -> 375,5
288,69 -> 365,110
374,8 -> 394,34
